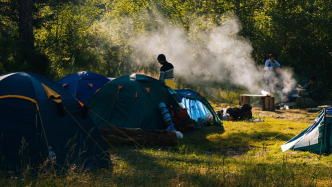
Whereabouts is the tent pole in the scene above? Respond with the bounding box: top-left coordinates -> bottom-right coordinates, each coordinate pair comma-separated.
325,108 -> 331,154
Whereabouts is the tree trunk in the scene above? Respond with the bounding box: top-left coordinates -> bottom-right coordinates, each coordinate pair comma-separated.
235,0 -> 240,15
18,0 -> 34,49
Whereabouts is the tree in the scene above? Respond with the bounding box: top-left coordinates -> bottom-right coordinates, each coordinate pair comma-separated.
18,0 -> 34,49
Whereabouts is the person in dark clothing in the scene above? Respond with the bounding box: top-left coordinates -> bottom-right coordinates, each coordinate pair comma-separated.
157,54 -> 174,84
302,76 -> 323,102
296,76 -> 323,108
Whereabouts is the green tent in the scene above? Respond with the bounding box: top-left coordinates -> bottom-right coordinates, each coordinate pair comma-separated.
0,72 -> 112,173
281,107 -> 332,154
87,74 -> 185,130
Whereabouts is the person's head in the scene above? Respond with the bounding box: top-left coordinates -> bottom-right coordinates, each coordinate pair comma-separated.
309,76 -> 317,84
157,54 -> 166,64
269,54 -> 275,61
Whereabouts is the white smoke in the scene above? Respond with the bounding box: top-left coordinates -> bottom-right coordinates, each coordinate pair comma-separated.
95,9 -> 297,99
278,67 -> 297,101
130,13 -> 269,93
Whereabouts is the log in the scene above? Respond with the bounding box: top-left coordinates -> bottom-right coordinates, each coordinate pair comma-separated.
98,127 -> 178,147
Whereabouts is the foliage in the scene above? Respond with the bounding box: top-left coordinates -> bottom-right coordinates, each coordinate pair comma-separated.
2,0 -> 331,97
2,0 -> 331,98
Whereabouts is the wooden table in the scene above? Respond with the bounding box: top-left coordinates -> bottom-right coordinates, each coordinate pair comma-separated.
240,94 -> 275,111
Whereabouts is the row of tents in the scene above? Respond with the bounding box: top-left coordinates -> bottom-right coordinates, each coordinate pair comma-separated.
0,71 -> 224,173
58,71 -> 332,155
1,71 -> 331,174
57,71 -> 223,130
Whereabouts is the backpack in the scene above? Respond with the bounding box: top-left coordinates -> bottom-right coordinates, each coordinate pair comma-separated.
227,104 -> 252,121
167,105 -> 196,133
239,104 -> 252,120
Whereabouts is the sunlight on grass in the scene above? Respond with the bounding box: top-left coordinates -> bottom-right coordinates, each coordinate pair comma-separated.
1,110 -> 331,186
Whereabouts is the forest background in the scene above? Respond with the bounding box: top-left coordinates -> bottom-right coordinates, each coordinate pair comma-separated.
1,0 -> 331,101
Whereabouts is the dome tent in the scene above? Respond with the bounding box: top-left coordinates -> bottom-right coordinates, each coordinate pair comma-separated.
0,72 -> 112,173
87,74 -> 192,130
57,71 -> 110,105
171,89 -> 224,129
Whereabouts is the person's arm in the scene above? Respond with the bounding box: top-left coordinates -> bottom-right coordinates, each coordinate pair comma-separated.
274,60 -> 281,67
159,71 -> 165,83
302,83 -> 310,89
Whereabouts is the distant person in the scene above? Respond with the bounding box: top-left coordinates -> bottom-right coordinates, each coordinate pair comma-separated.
264,54 -> 281,93
296,76 -> 323,108
157,54 -> 174,85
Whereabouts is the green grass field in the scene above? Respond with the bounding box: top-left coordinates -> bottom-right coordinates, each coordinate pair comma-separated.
1,107 -> 332,187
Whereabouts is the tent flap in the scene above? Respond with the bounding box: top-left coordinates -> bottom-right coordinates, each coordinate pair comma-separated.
281,107 -> 332,154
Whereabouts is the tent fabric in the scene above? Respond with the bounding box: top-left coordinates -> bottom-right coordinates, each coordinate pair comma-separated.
181,98 -> 210,122
281,107 -> 332,154
0,72 -> 112,173
87,74 -> 185,130
57,71 -> 110,105
171,89 -> 224,129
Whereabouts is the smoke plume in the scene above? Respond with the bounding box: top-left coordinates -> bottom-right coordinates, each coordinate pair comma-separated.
96,9 -> 297,101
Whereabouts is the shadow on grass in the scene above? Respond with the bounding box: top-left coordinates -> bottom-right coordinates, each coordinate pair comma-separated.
108,144 -> 178,186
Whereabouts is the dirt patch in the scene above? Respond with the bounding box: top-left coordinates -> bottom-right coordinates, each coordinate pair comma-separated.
251,107 -> 320,123
213,104 -> 322,123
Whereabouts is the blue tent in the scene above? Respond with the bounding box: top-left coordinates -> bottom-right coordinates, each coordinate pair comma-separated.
57,71 -> 110,105
171,89 -> 223,129
0,72 -> 112,173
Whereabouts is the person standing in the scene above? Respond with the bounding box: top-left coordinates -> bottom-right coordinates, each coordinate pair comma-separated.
264,54 -> 281,93
157,54 -> 174,86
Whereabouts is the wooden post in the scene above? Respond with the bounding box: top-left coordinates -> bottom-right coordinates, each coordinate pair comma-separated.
240,95 -> 250,105
261,96 -> 275,111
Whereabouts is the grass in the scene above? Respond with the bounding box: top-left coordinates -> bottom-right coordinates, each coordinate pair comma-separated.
1,108 -> 332,187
